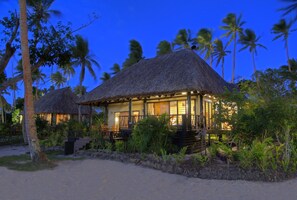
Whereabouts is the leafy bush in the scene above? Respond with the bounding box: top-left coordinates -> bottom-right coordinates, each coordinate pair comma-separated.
89,130 -> 106,150
129,115 -> 174,153
115,141 -> 125,152
67,119 -> 88,137
160,148 -> 171,162
172,147 -> 187,163
191,153 -> 209,166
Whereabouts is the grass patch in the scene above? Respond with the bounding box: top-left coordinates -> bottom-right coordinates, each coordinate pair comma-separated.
0,151 -> 84,171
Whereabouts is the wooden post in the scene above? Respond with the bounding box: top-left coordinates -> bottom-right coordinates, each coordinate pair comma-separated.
89,105 -> 93,130
78,105 -> 81,123
143,98 -> 147,117
104,104 -> 108,125
187,92 -> 191,131
199,94 -> 204,118
128,99 -> 132,129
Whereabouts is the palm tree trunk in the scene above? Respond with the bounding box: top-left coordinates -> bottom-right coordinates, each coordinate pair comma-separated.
222,58 -> 225,80
231,34 -> 237,83
285,39 -> 291,72
0,98 -> 3,123
78,82 -> 82,123
19,0 -> 47,162
210,55 -> 213,68
252,51 -> 257,74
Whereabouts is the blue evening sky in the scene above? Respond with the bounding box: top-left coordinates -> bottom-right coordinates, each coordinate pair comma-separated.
1,0 -> 297,103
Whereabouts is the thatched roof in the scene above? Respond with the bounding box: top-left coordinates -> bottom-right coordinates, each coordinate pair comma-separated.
79,49 -> 233,105
34,87 -> 90,115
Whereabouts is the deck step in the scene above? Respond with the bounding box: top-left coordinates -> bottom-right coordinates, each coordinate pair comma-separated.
74,137 -> 91,152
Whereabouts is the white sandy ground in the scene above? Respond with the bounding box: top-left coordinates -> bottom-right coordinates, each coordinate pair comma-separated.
0,145 -> 29,157
0,159 -> 297,200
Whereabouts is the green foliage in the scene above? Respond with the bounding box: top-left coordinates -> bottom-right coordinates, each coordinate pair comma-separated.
105,142 -> 113,152
172,147 -> 187,163
12,109 -> 21,124
156,40 -> 172,56
237,138 -> 297,173
89,131 -> 106,150
123,40 -> 143,69
115,141 -> 125,152
35,116 -> 49,137
129,115 -> 174,153
160,148 -> 171,162
0,123 -> 10,134
191,153 -> 209,166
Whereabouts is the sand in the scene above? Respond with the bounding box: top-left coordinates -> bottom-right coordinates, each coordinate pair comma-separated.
0,145 -> 29,157
0,159 -> 297,200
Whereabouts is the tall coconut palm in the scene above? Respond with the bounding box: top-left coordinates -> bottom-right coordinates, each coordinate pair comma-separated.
18,0 -> 46,162
32,68 -> 46,100
27,0 -> 61,27
111,63 -> 121,75
122,40 -> 143,69
71,35 -> 100,96
51,71 -> 66,89
213,39 -> 230,79
156,40 -> 172,56
100,72 -> 111,82
272,19 -> 294,71
196,28 -> 214,67
73,85 -> 87,96
221,13 -> 245,83
60,63 -> 75,85
173,29 -> 193,50
279,0 -> 297,22
239,29 -> 267,74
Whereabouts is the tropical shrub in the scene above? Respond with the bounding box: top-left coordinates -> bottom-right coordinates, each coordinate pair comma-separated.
115,141 -> 125,152
172,147 -> 187,163
129,115 -> 175,153
191,153 -> 209,166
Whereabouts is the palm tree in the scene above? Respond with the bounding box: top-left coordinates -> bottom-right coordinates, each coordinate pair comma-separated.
51,71 -> 66,89
279,0 -> 297,22
272,19 -> 294,71
123,40 -> 143,69
71,35 -> 100,96
73,85 -> 87,96
213,39 -> 230,79
18,0 -> 46,162
32,68 -> 46,99
111,63 -> 121,75
60,63 -> 75,84
196,28 -> 214,67
173,29 -> 193,49
27,0 -> 61,27
221,13 -> 245,83
239,29 -> 267,74
100,72 -> 111,82
156,40 -> 172,56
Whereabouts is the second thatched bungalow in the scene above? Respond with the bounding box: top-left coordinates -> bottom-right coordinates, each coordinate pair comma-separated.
79,49 -> 232,150
34,87 -> 91,124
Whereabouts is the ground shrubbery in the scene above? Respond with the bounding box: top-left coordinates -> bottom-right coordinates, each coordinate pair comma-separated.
127,115 -> 176,154
36,117 -> 90,148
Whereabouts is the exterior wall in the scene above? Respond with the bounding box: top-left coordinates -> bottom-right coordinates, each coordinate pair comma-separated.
108,100 -> 144,129
107,95 -> 215,130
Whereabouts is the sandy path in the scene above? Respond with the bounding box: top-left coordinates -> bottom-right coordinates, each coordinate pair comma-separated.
0,159 -> 296,200
0,145 -> 29,157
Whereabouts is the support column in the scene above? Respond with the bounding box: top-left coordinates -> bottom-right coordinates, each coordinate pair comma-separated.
89,105 -> 93,129
104,104 -> 108,125
143,98 -> 147,117
78,105 -> 81,123
128,99 -> 132,129
187,92 -> 191,131
199,94 -> 205,129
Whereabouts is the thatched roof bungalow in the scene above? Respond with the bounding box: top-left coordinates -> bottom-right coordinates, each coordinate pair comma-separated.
79,49 -> 232,131
35,87 -> 91,124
